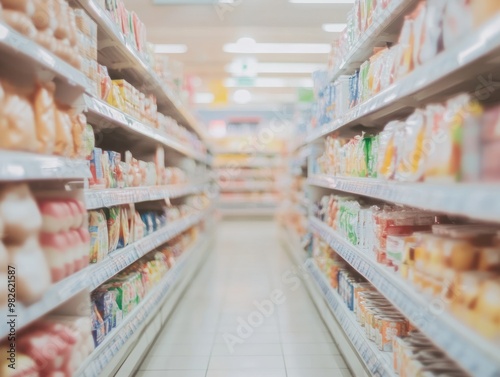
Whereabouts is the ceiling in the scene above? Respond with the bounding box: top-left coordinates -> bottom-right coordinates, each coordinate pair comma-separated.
122,0 -> 351,107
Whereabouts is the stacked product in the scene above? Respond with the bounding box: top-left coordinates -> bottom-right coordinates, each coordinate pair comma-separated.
313,237 -> 469,376
1,0 -> 84,68
90,227 -> 199,346
315,93 -> 500,182
88,196 -> 208,264
314,194 -> 500,341
88,145 -> 187,189
0,316 -> 94,376
0,184 -> 89,308
315,0 -> 500,129
0,79 -> 89,157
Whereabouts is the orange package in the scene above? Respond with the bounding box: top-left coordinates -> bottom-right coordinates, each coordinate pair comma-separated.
33,82 -> 56,154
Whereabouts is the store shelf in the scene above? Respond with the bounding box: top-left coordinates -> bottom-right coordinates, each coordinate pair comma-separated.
309,216 -> 500,377
84,96 -> 210,164
74,0 -> 206,141
76,231 -> 211,377
308,175 -> 500,223
214,161 -> 282,169
85,182 -> 209,209
0,209 -> 209,339
329,0 -> 418,82
0,151 -> 91,181
0,22 -> 89,103
306,259 -> 395,377
308,14 -> 500,143
87,209 -> 209,290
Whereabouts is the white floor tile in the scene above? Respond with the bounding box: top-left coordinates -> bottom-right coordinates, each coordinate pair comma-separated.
135,371 -> 206,377
282,342 -> 340,356
136,220 -> 349,376
148,342 -> 213,356
211,342 -> 282,356
208,355 -> 285,369
140,356 -> 210,370
284,355 -> 347,369
286,369 -> 353,377
206,370 -> 287,377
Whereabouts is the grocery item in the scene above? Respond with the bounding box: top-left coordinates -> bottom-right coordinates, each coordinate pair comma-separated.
89,209 -> 108,263
104,206 -> 120,253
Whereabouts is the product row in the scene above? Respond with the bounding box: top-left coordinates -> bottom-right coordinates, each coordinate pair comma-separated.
314,194 -> 500,340
0,226 -> 202,377
0,182 -> 209,310
315,93 -> 500,182
91,226 -> 200,347
88,146 -> 188,189
88,194 -> 209,263
313,236 -> 469,377
315,0 -> 500,128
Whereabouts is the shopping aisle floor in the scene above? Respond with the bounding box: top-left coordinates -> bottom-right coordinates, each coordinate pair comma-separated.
135,220 -> 352,377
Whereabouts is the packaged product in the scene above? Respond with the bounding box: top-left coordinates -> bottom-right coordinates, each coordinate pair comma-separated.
54,104 -> 73,157
117,205 -> 130,249
90,148 -> 105,187
91,302 -> 106,346
101,151 -> 112,188
377,121 -> 400,179
471,0 -> 500,27
105,206 -> 120,252
88,209 -> 108,263
33,81 -> 56,154
394,17 -> 414,81
396,110 -> 427,182
8,236 -> 51,304
442,0 -> 473,51
3,9 -> 37,37
0,184 -> 42,244
0,81 -> 38,153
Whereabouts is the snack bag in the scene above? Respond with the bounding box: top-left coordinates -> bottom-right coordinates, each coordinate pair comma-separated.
117,206 -> 130,249
105,206 -> 120,252
88,210 -> 108,263
396,110 -> 427,182
377,121 -> 400,179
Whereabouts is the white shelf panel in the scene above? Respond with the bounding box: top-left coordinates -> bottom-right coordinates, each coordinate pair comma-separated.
75,0 -> 207,141
308,14 -> 500,143
329,0 -> 418,82
218,207 -> 276,216
308,175 -> 500,223
76,231 -> 210,377
84,96 -> 210,164
309,216 -> 500,377
0,22 -> 89,101
0,151 -> 90,181
306,259 -> 396,377
0,210 -> 209,339
85,182 -> 208,209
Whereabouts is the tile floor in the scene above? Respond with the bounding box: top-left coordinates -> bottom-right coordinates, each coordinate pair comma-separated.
135,219 -> 352,377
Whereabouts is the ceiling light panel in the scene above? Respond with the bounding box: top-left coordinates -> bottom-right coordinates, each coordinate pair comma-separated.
154,44 -> 188,53
322,23 -> 347,32
223,42 -> 331,54
289,0 -> 354,3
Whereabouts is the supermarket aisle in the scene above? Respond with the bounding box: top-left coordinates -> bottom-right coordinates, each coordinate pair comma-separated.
135,220 -> 352,377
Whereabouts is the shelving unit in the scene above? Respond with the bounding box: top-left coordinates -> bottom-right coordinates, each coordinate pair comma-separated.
0,151 -> 91,181
84,96 -> 210,164
85,182 -> 209,209
328,0 -> 418,82
74,0 -> 207,141
306,259 -> 395,377
308,175 -> 500,222
0,209 -> 211,338
309,13 -> 500,143
309,216 -> 500,377
76,228 -> 214,377
0,22 -> 89,104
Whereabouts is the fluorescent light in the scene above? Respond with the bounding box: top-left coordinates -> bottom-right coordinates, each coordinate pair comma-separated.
232,89 -> 252,104
154,44 -> 188,54
322,23 -> 347,32
224,77 -> 313,88
224,38 -> 330,54
226,62 -> 325,74
290,0 -> 354,3
194,92 -> 214,104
